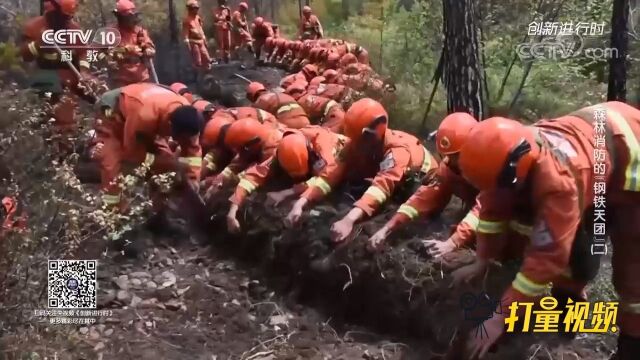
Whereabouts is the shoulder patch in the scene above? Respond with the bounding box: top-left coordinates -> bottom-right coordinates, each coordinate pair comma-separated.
379,152 -> 395,171
531,220 -> 554,248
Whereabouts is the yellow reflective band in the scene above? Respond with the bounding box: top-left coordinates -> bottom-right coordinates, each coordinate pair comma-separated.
346,43 -> 353,53
238,179 -> 257,193
179,156 -> 202,167
477,219 -> 507,234
306,176 -> 331,195
102,194 -> 121,205
461,211 -> 480,230
143,153 -> 155,167
509,221 -> 533,236
607,109 -> 640,192
222,167 -> 234,178
42,52 -> 58,60
79,60 -> 91,70
512,272 -> 551,297
104,108 -> 113,117
203,153 -> 214,163
364,186 -> 387,204
397,204 -> 419,220
28,42 -> 38,56
420,147 -> 432,173
98,52 -> 107,60
323,100 -> 339,117
277,103 -> 302,114
258,109 -> 270,122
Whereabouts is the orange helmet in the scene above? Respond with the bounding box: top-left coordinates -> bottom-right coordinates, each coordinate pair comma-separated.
53,0 -> 78,16
239,2 -> 249,11
294,40 -> 303,51
202,116 -> 233,149
323,69 -> 338,81
192,99 -> 217,119
265,37 -> 275,48
285,82 -> 307,100
170,82 -> 193,102
115,0 -> 136,15
343,98 -> 388,141
224,118 -> 270,153
326,52 -> 340,66
301,64 -> 318,79
435,113 -> 478,155
253,17 -> 264,26
246,82 -> 266,102
276,38 -> 287,48
186,0 -> 200,8
277,132 -> 310,178
458,117 -> 539,191
302,5 -> 312,15
339,53 -> 358,68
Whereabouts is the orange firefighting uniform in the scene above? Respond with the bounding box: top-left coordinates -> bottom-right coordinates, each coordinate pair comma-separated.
253,92 -> 310,129
348,130 -> 439,216
299,14 -> 323,40
20,15 -> 91,151
108,24 -> 155,86
230,126 -> 350,206
332,42 -> 370,65
95,83 -> 202,206
251,22 -> 274,58
230,10 -> 251,53
182,12 -> 211,69
306,83 -> 354,104
385,158 -> 479,246
296,93 -> 345,133
213,4 -> 232,61
280,72 -> 308,89
476,102 -> 640,343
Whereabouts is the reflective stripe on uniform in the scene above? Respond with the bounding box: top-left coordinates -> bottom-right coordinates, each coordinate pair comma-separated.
397,204 -> 419,220
79,60 -> 91,70
42,52 -> 58,60
238,179 -> 257,193
28,42 -> 38,56
607,109 -> 640,192
276,103 -> 302,114
102,194 -> 121,205
178,156 -> 203,167
364,186 -> 387,204
306,176 -> 331,194
461,211 -> 480,230
420,146 -> 432,173
323,100 -> 339,117
477,219 -> 507,234
143,153 -> 155,167
221,167 -> 234,178
257,109 -> 270,123
509,221 -> 533,236
512,272 -> 551,297
203,153 -> 214,163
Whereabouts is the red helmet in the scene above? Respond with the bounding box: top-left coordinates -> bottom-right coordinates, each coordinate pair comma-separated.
343,98 -> 388,141
53,0 -> 78,16
301,64 -> 318,79
253,17 -> 264,26
115,0 -> 136,15
239,2 -> 249,11
246,82 -> 266,102
459,117 -> 539,190
435,113 -> 478,155
277,132 -> 310,179
285,82 -> 307,100
322,69 -> 338,81
302,6 -> 312,15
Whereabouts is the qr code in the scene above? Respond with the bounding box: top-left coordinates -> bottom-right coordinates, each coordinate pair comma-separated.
48,260 -> 97,309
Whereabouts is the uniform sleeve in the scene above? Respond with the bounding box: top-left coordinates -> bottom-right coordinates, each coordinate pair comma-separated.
177,135 -> 203,182
229,157 -> 274,206
386,162 -> 454,230
300,141 -> 347,203
474,189 -> 512,261
450,201 -> 480,247
354,147 -> 411,217
502,185 -> 580,307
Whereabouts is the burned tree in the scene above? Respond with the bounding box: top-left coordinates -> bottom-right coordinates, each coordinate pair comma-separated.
607,0 -> 629,101
441,0 -> 486,119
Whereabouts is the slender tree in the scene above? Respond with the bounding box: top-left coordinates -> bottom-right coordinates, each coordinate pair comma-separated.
607,0 -> 629,101
441,0 -> 486,119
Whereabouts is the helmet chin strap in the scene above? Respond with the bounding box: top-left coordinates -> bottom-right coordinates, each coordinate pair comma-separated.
497,138 -> 532,188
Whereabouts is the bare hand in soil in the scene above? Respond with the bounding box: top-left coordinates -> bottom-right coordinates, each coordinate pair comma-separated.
227,214 -> 241,234
466,315 -> 505,359
331,218 -> 355,244
204,176 -> 224,201
422,238 -> 457,258
367,226 -> 391,252
450,259 -> 488,288
284,204 -> 303,228
265,190 -> 288,207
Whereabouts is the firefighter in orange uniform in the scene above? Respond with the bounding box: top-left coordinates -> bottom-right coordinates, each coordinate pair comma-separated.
183,0 -> 212,70
202,118 -> 284,200
169,82 -> 195,103
213,0 -> 232,63
367,113 -> 479,253
107,0 -> 155,87
306,82 -> 358,106
227,126 -> 351,232
191,98 -> 219,121
250,17 -> 274,59
20,0 -> 97,153
454,103 -> 640,359
230,2 -> 252,58
246,82 -> 310,129
214,106 -> 279,127
330,99 -> 439,243
286,82 -> 345,133
298,6 -> 323,40
280,64 -> 318,89
94,83 -> 203,210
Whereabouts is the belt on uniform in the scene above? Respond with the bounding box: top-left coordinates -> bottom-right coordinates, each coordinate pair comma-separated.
276,103 -> 302,115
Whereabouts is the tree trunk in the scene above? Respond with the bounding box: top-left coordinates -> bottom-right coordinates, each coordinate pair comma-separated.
607,0 -> 629,101
441,0 -> 486,120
